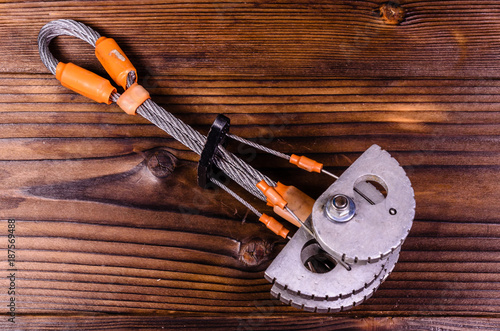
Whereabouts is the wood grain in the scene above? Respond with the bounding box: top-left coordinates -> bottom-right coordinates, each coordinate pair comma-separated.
4,0 -> 500,78
0,0 -> 499,328
1,316 -> 500,330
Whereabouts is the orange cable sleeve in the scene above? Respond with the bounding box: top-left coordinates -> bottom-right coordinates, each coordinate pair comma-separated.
259,214 -> 289,239
256,180 -> 287,209
95,37 -> 137,89
273,182 -> 315,227
116,83 -> 151,115
289,154 -> 323,173
56,62 -> 116,104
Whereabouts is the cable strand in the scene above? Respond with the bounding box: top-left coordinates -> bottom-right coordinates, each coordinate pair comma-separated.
38,19 -> 279,213
227,133 -> 290,161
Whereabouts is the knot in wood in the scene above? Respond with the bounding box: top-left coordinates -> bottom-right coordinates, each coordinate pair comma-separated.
146,149 -> 177,178
379,2 -> 405,25
239,238 -> 272,267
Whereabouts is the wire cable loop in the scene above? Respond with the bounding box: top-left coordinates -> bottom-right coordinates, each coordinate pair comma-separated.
38,19 -> 277,209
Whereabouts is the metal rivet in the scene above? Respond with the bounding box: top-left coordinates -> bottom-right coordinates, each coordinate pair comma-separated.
332,195 -> 348,209
325,194 -> 356,223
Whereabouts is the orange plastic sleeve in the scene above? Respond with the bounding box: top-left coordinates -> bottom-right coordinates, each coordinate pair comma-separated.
95,37 -> 137,89
56,62 -> 116,104
116,83 -> 151,115
259,214 -> 289,239
273,182 -> 315,227
289,154 -> 323,173
256,180 -> 287,209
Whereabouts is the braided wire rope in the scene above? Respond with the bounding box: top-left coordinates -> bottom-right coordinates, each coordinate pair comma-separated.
38,19 -> 101,75
227,133 -> 290,160
37,19 -> 284,207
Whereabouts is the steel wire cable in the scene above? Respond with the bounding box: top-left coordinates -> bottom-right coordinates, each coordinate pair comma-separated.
38,19 -> 280,206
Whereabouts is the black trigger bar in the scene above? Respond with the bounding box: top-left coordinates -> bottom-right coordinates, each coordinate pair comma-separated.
197,114 -> 230,189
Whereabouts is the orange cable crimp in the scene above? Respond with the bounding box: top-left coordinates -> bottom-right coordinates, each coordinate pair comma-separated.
289,154 -> 323,173
95,37 -> 137,89
56,62 -> 116,104
116,83 -> 151,115
259,214 -> 289,239
256,180 -> 287,209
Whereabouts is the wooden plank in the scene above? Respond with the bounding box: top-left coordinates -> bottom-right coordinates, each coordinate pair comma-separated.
0,0 -> 499,325
0,316 -> 500,330
3,1 -> 500,77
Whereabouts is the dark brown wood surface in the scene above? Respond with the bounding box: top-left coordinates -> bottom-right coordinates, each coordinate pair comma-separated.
0,0 -> 499,329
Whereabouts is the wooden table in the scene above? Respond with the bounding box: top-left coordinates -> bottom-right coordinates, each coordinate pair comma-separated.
1,1 -> 499,329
